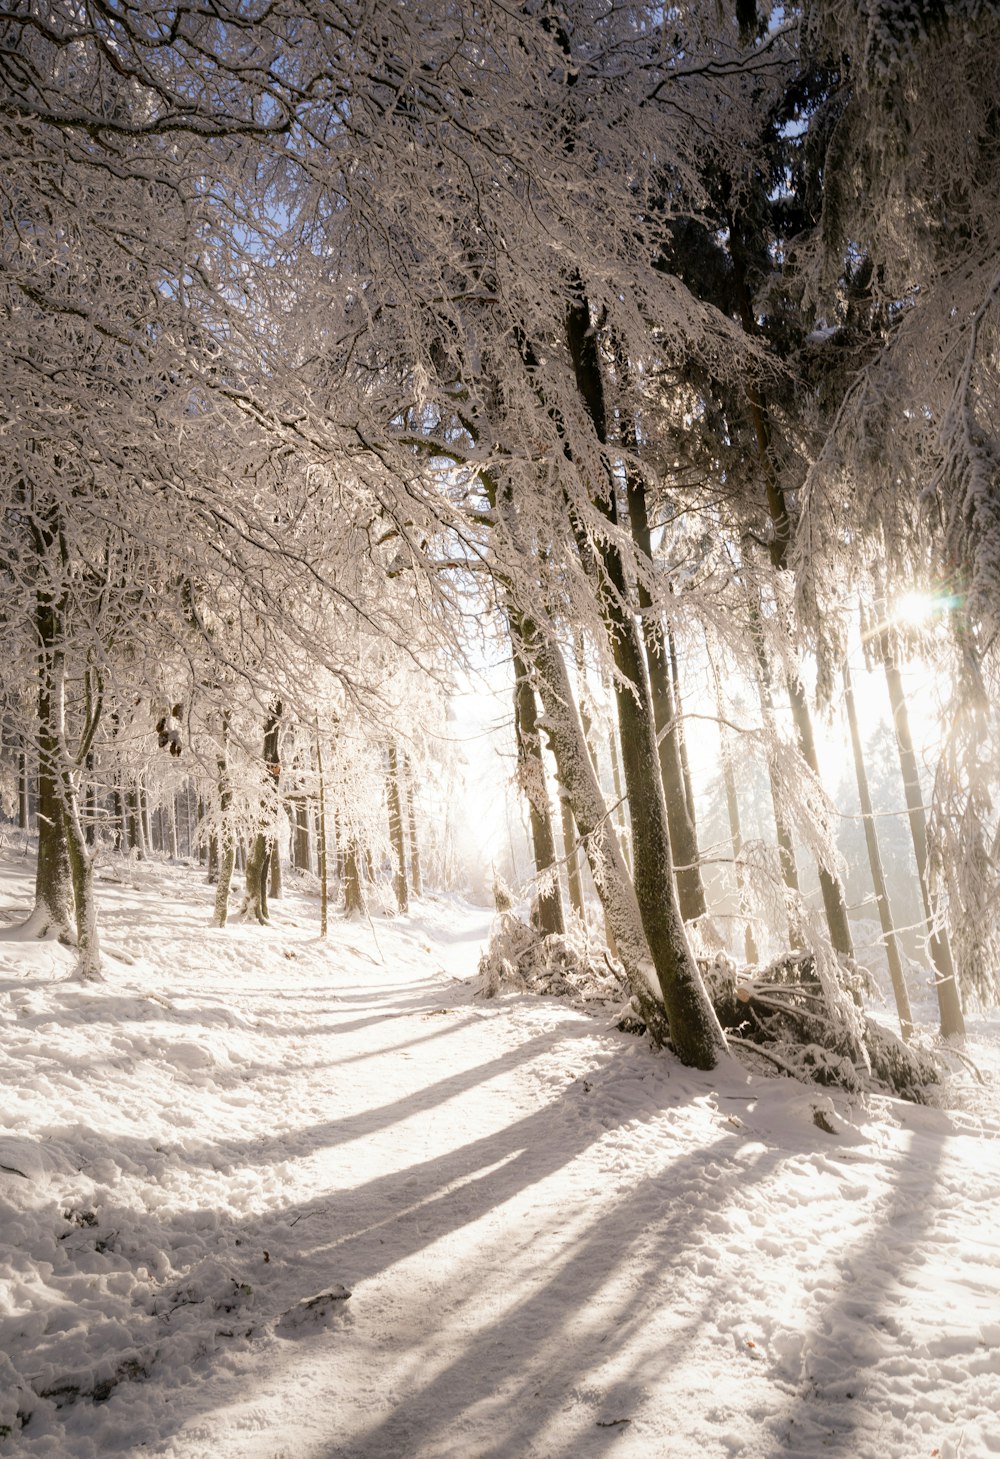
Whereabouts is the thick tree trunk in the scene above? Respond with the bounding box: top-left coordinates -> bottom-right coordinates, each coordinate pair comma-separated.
512,643 -> 564,936
243,834 -> 270,924
878,631 -> 965,1038
386,742 -> 409,914
844,663 -> 913,1039
404,755 -> 423,898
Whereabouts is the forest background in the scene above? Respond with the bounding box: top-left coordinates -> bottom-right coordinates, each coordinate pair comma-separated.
3,0 -> 1000,1082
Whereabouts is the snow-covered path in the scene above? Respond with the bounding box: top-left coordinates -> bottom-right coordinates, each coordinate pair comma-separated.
2,857 -> 999,1458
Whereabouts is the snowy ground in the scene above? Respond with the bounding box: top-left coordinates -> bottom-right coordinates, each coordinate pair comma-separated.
1,847 -> 999,1459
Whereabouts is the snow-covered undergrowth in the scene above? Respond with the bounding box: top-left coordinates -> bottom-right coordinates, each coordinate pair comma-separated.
1,849 -> 999,1459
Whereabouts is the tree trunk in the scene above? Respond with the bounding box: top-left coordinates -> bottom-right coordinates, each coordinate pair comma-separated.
748,607 -> 802,942
564,291 -> 725,1068
626,474 -> 707,921
168,796 -> 179,860
28,589 -> 74,941
241,700 -> 282,925
17,741 -> 29,832
404,754 -> 423,898
139,782 -> 152,856
386,742 -> 409,914
512,643 -> 564,936
343,838 -> 365,915
666,618 -> 699,840
844,663 -> 913,1039
710,650 -> 759,965
213,716 -> 235,927
269,836 -> 282,899
316,728 -> 329,935
84,751 -> 97,848
558,792 -> 585,920
294,795 -> 312,873
785,671 -> 856,961
878,629 -> 965,1038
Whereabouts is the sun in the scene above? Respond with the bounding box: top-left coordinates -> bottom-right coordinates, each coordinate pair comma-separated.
893,590 -> 936,628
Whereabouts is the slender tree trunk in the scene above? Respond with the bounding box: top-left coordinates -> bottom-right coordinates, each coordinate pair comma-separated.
18,741 -> 29,832
785,671 -> 856,960
241,700 -> 282,925
84,751 -> 97,848
112,782 -> 125,852
512,643 -> 564,935
729,231 -> 854,962
269,837 -> 282,899
748,608 -> 802,944
139,782 -> 152,856
404,754 -> 423,898
563,293 -> 724,1068
213,716 -> 235,927
844,663 -> 913,1039
386,742 -> 409,914
558,792 -> 585,920
29,589 -> 74,941
167,796 -> 178,860
316,728 -> 329,935
878,629 -> 965,1038
666,619 -> 699,839
626,475 -> 706,920
294,796 -> 312,873
709,651 -> 759,965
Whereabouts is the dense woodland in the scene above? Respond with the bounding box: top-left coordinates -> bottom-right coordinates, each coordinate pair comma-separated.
2,0 -> 1000,1086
